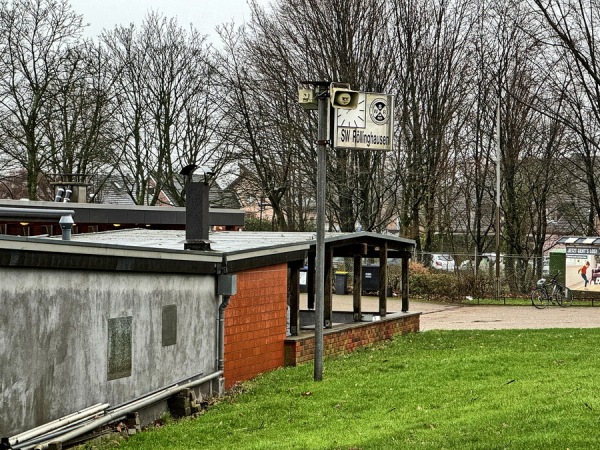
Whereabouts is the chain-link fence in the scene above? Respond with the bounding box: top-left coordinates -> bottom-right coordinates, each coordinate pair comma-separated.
333,253 -> 550,303
411,252 -> 548,302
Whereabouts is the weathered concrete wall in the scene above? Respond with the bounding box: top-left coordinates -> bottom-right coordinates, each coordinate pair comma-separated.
0,268 -> 217,437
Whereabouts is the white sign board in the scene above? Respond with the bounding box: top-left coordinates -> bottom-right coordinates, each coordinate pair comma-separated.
333,92 -> 394,151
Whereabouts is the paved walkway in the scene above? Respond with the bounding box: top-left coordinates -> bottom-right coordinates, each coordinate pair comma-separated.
415,301 -> 600,331
301,294 -> 600,331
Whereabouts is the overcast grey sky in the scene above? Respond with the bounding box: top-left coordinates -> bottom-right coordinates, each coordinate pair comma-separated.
68,0 -> 264,41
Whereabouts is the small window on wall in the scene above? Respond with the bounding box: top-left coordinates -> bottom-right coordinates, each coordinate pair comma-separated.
162,305 -> 178,347
107,316 -> 132,380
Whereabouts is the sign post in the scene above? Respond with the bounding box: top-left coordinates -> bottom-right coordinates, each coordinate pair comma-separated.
299,83 -> 394,382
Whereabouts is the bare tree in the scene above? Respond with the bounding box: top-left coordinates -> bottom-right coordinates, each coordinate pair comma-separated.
42,40 -> 121,189
481,1 -> 573,290
0,0 -> 84,199
391,0 -> 474,252
272,0 -> 397,232
215,0 -> 399,232
213,21 -> 306,230
530,0 -> 600,234
102,24 -> 154,204
102,13 -> 217,205
454,1 -> 498,261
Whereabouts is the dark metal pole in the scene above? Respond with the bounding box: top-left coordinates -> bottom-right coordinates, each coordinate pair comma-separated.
495,103 -> 501,301
314,83 -> 329,382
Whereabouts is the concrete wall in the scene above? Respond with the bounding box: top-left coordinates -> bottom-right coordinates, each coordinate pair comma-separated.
224,264 -> 288,388
0,268 -> 217,437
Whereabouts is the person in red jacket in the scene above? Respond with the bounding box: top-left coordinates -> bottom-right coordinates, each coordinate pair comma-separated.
578,261 -> 591,289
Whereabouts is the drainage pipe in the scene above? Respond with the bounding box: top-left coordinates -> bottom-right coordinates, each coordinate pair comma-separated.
0,207 -> 75,240
0,207 -> 75,220
8,404 -> 108,447
217,295 -> 231,371
30,370 -> 223,450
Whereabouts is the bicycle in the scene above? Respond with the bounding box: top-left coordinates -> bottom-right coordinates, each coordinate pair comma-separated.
531,273 -> 572,309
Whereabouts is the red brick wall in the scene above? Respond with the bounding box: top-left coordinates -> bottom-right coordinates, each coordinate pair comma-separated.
284,314 -> 420,366
224,264 -> 288,388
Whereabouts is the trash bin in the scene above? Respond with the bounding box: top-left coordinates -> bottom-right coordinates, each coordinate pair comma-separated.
362,265 -> 380,292
362,265 -> 392,297
334,271 -> 348,294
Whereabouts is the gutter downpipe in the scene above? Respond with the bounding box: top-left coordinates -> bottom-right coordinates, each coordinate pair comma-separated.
216,256 -> 236,373
30,371 -> 223,450
218,294 -> 231,372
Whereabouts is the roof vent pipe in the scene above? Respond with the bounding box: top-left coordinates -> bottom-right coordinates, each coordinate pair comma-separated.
54,188 -> 64,202
63,187 -> 72,202
59,214 -> 74,240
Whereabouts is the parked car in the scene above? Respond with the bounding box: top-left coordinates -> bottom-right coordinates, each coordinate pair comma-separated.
430,253 -> 456,271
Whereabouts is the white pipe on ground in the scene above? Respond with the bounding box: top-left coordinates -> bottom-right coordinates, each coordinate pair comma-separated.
30,371 -> 223,450
9,403 -> 109,447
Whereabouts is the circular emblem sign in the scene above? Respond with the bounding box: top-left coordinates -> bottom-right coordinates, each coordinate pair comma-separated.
369,98 -> 389,125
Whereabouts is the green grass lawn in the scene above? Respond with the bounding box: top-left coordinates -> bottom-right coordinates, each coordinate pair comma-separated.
110,329 -> 600,449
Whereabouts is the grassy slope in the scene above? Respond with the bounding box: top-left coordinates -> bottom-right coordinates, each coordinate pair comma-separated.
116,329 -> 600,449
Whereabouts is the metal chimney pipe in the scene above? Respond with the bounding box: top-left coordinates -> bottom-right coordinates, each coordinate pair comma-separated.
59,215 -> 74,240
184,181 -> 211,251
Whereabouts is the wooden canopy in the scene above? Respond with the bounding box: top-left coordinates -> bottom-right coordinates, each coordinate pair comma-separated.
288,232 -> 415,336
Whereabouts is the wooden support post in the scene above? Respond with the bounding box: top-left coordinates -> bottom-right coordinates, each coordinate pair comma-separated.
402,254 -> 409,312
379,243 -> 388,316
353,253 -> 362,321
307,252 -> 315,310
324,244 -> 333,328
289,261 -> 301,336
